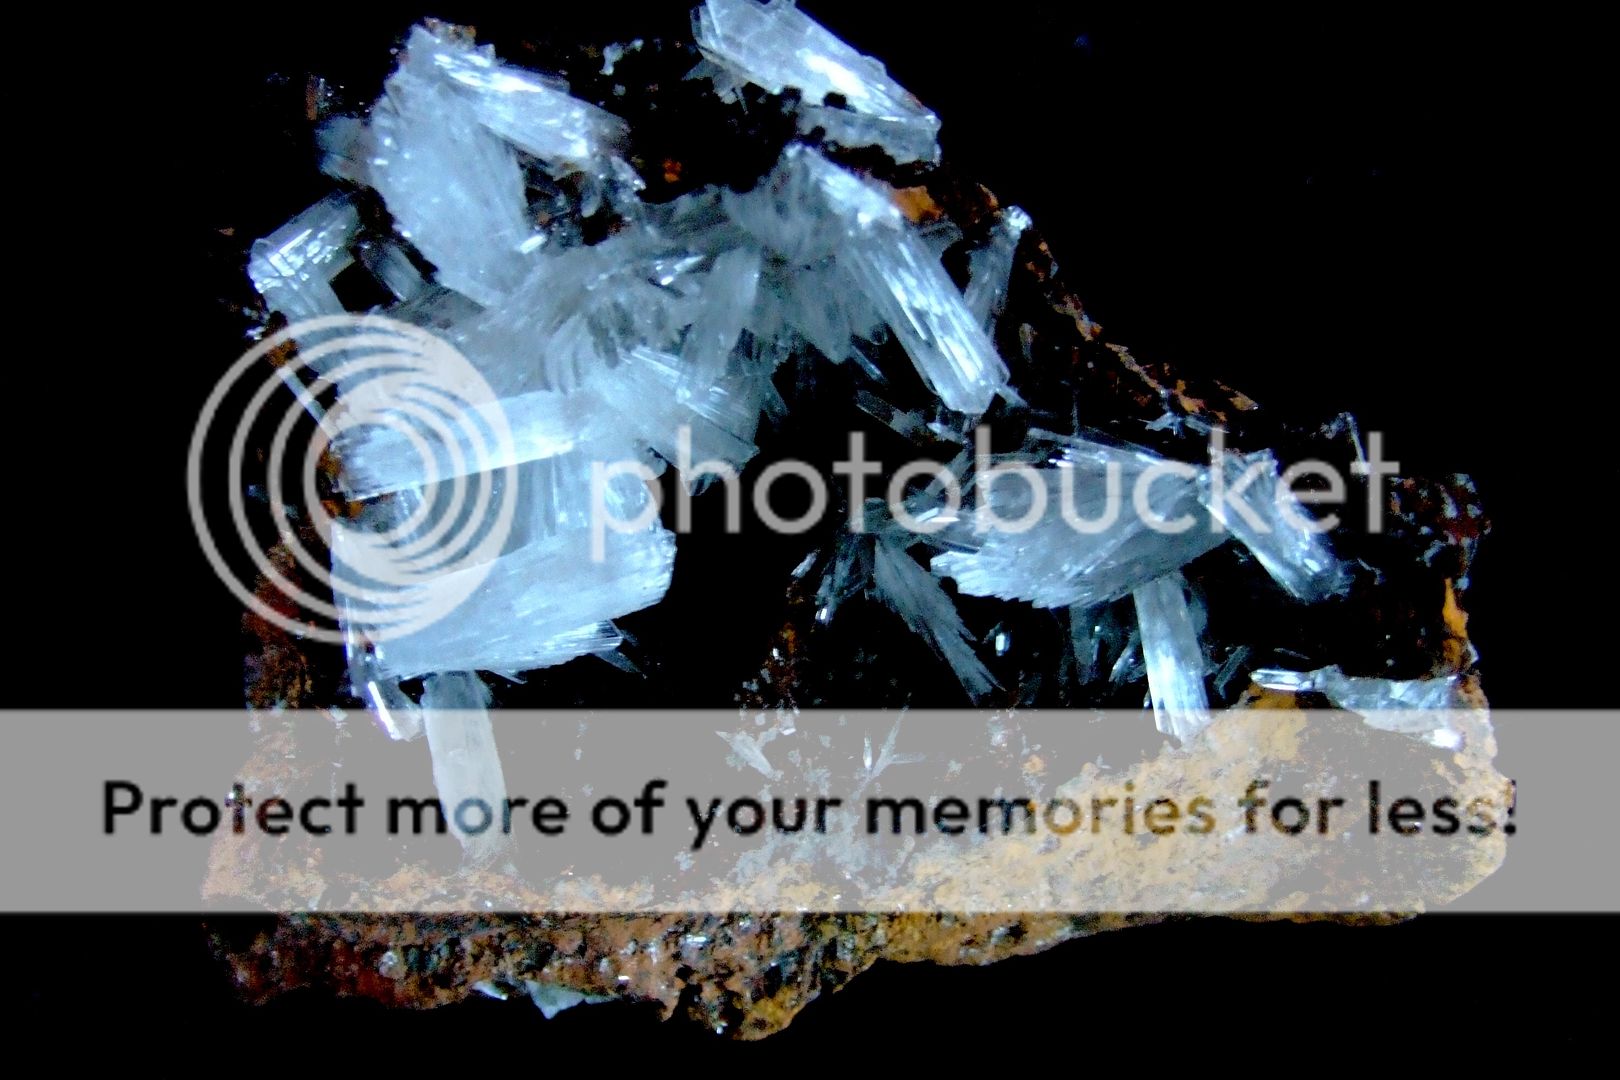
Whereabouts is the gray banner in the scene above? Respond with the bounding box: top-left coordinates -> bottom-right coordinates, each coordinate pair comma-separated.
0,709 -> 1606,913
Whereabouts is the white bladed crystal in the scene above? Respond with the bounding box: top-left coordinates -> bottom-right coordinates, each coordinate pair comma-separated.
334,386 -> 603,500
1202,447 -> 1351,602
871,535 -> 997,702
932,436 -> 1223,608
358,238 -> 428,303
694,0 -> 941,163
597,345 -> 766,475
963,206 -> 1032,332
840,231 -> 1009,415
1249,666 -> 1466,747
1132,571 -> 1211,743
754,148 -> 1008,414
420,671 -> 509,865
354,508 -> 671,680
368,30 -> 540,307
678,247 -> 762,400
456,226 -> 706,394
402,24 -> 629,171
248,193 -> 359,324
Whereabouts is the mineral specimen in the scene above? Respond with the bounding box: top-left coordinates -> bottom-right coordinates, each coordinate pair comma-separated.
223,0 -> 1498,1036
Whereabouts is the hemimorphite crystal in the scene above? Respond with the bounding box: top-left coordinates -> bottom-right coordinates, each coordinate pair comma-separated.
455,225 -> 705,395
402,25 -> 629,171
932,435 -> 1224,609
677,247 -> 763,401
333,385 -> 597,501
963,206 -> 1032,332
694,0 -> 942,163
871,535 -> 997,702
248,194 -> 359,324
1202,447 -> 1351,602
341,453 -> 675,680
596,345 -> 767,475
358,238 -> 428,303
1133,572 -> 1211,742
420,671 -> 509,865
1249,666 -> 1465,746
1068,603 -> 1115,687
343,611 -> 424,741
368,29 -> 541,307
780,148 -> 1009,414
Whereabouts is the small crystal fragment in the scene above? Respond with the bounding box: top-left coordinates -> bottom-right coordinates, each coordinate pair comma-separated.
1068,602 -> 1125,687
525,981 -> 613,1019
716,728 -> 781,779
358,674 -> 423,742
316,116 -> 369,184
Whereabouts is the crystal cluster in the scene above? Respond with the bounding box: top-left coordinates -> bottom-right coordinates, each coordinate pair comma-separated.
247,2 -> 1469,862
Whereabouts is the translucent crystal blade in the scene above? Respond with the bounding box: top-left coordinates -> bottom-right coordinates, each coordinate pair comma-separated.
369,32 -> 539,307
1202,448 -> 1351,602
334,442 -> 675,679
607,345 -> 766,474
841,234 -> 1009,415
694,0 -> 941,163
420,671 -> 509,865
455,227 -> 706,395
363,522 -> 662,678
401,25 -> 629,172
247,194 -> 359,324
933,437 -> 1223,608
871,536 -> 997,702
1132,571 -> 1211,742
678,247 -> 762,400
1250,666 -> 1465,746
772,148 -> 1009,414
1068,603 -> 1115,687
963,206 -> 1031,331
334,387 -> 602,500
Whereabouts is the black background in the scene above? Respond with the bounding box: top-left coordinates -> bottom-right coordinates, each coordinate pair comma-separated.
9,0 -> 1610,1055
